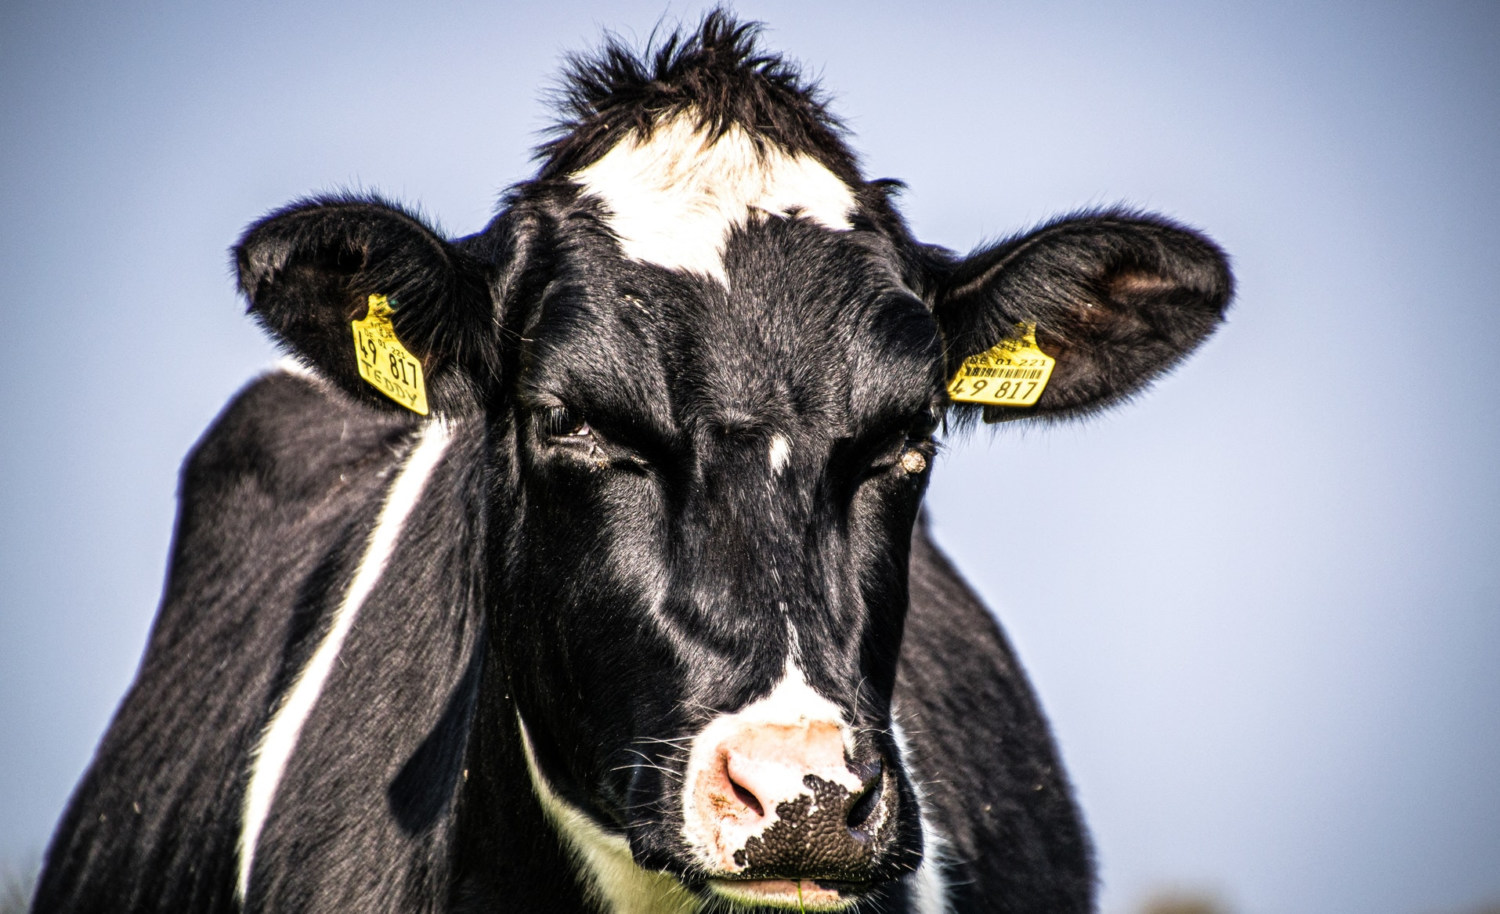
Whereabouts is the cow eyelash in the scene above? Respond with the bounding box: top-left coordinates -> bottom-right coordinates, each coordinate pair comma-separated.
889,415 -> 940,474
851,423 -> 938,480
901,417 -> 939,450
541,405 -> 592,439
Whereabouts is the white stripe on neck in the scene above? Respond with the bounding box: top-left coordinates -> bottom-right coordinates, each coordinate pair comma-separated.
236,420 -> 453,900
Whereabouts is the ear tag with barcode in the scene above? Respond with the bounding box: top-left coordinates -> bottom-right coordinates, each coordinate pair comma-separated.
352,294 -> 430,415
946,321 -> 1055,407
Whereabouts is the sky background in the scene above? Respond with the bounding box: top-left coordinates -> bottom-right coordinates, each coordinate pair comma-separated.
2,2 -> 1497,912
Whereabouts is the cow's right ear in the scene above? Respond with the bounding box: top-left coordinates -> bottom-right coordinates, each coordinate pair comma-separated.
235,195 -> 500,416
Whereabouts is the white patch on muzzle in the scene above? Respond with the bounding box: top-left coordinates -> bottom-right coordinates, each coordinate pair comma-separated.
680,653 -> 859,873
571,112 -> 856,284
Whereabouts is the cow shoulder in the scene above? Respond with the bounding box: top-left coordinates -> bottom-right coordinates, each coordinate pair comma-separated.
231,372 -> 488,910
33,369 -> 417,913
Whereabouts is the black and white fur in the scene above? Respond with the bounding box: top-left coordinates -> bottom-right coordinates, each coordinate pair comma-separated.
34,12 -> 1231,914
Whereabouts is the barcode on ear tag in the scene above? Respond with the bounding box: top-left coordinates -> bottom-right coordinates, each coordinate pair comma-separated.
946,322 -> 1055,407
351,294 -> 430,415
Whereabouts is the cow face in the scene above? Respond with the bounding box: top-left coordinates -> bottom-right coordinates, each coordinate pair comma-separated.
497,185 -> 944,904
235,26 -> 1229,911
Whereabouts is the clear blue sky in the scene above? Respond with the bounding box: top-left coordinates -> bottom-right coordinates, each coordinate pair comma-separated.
3,2 -> 1497,912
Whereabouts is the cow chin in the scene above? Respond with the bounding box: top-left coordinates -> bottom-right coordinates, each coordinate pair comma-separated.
707,878 -> 860,910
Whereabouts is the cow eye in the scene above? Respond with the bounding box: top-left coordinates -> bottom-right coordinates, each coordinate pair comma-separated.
896,416 -> 939,474
856,419 -> 939,480
542,405 -> 591,439
897,433 -> 937,474
898,443 -> 930,475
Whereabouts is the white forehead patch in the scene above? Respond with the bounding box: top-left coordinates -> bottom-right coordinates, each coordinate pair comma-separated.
571,113 -> 857,284
768,433 -> 791,475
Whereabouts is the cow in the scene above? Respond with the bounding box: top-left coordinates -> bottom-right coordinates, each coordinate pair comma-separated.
33,12 -> 1231,914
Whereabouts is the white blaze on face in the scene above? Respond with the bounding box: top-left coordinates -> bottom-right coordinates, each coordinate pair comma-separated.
768,433 -> 792,475
571,113 -> 857,283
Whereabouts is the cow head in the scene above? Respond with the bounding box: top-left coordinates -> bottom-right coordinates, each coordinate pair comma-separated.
234,14 -> 1230,910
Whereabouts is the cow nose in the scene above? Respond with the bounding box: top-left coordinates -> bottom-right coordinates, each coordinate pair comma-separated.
723,742 -> 884,831
686,718 -> 894,880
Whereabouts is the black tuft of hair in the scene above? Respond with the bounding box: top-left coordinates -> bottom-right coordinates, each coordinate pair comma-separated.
536,8 -> 861,184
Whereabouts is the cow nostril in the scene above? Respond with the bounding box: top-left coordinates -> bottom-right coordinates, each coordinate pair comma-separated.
845,762 -> 884,830
729,774 -> 765,819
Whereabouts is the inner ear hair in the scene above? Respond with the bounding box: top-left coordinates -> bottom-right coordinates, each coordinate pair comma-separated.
1108,268 -> 1181,300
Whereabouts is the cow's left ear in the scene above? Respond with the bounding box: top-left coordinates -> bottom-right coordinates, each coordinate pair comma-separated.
931,210 -> 1233,421
235,195 -> 502,416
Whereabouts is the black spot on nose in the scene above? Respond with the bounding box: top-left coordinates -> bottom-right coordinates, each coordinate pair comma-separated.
730,771 -> 895,882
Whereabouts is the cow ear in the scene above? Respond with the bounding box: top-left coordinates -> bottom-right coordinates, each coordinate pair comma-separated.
235,195 -> 500,416
931,210 -> 1233,422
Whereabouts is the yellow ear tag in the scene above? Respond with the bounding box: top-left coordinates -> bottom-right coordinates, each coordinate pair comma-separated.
351,294 -> 430,415
946,321 -> 1055,407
